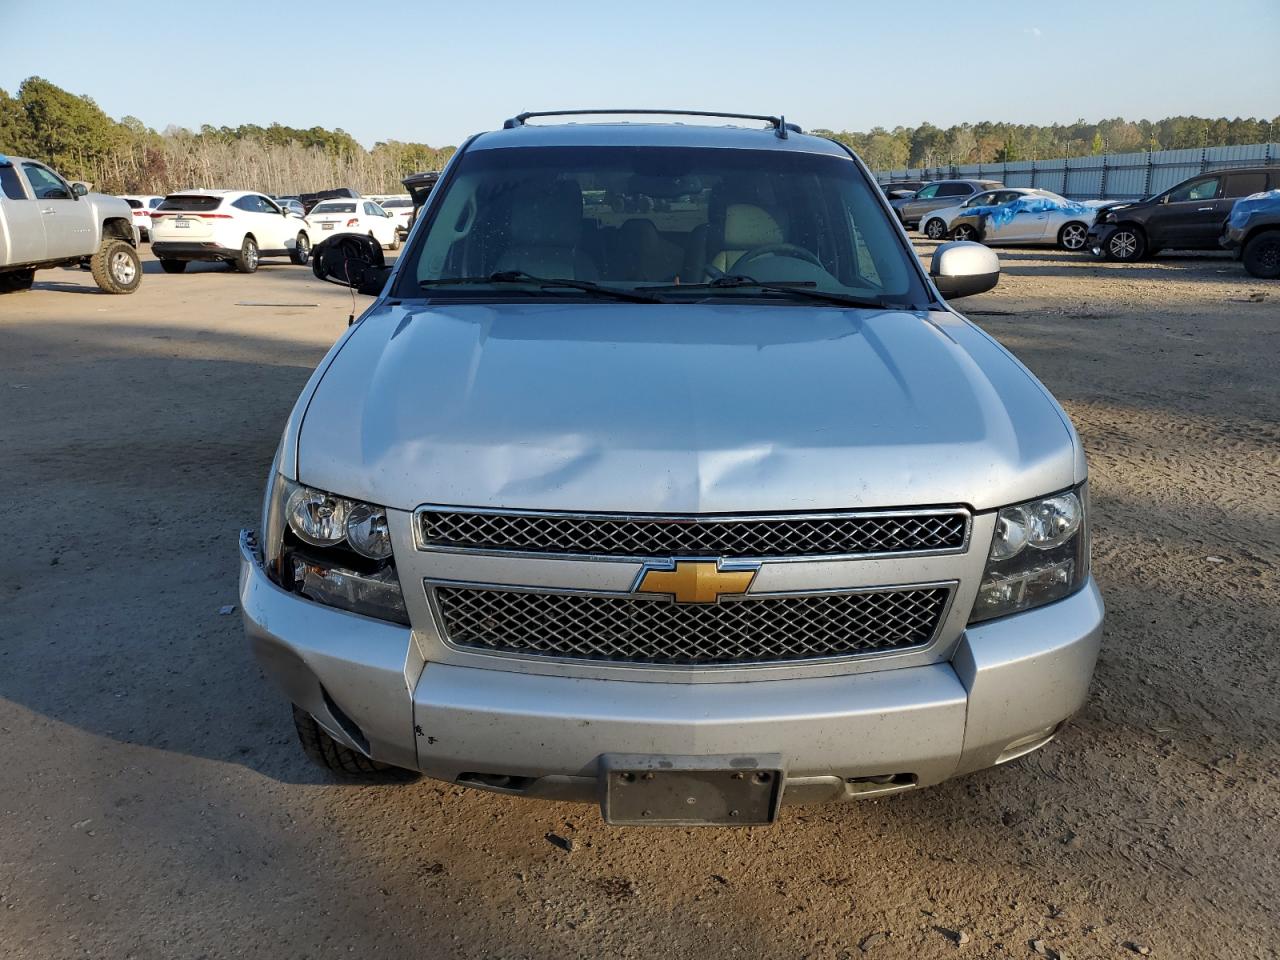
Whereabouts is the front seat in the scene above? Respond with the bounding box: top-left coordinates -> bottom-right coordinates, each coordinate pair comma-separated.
707,203 -> 784,274
494,180 -> 597,279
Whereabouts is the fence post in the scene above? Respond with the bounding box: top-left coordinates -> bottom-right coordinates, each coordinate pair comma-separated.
1142,151 -> 1152,197
1100,153 -> 1109,200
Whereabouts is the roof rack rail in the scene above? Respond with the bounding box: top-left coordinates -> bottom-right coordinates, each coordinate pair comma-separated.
502,109 -> 802,139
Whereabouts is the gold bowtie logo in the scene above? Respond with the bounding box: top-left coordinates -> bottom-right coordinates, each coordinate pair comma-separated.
635,560 -> 758,604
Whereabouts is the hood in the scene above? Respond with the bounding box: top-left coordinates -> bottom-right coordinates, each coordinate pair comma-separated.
297,302 -> 1080,514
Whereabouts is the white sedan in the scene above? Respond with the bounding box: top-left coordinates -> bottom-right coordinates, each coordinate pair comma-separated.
305,199 -> 400,250
920,188 -> 1103,250
378,196 -> 415,239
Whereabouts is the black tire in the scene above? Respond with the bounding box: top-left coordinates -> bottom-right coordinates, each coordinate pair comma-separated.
0,268 -> 36,293
290,232 -> 311,265
233,235 -> 259,273
90,239 -> 142,294
291,705 -> 418,781
923,218 -> 947,241
1242,230 -> 1280,279
159,259 -> 188,274
1058,221 -> 1089,251
386,233 -> 400,251
951,223 -> 979,242
1104,225 -> 1146,262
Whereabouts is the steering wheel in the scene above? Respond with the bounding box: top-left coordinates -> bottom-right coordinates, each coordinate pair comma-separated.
732,243 -> 823,271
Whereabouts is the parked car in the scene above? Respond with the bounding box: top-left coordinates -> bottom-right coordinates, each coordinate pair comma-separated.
379,195 -> 414,238
299,187 -> 360,215
150,190 -> 311,273
939,191 -> 1102,251
1221,189 -> 1280,278
918,188 -> 1042,241
880,179 -> 926,200
241,109 -> 1103,826
120,194 -> 164,241
275,198 -> 306,218
0,153 -> 141,294
891,179 -> 1002,228
304,199 -> 400,250
401,170 -> 441,233
1087,166 -> 1280,261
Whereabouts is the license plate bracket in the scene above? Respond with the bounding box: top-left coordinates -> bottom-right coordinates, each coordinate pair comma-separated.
600,753 -> 784,826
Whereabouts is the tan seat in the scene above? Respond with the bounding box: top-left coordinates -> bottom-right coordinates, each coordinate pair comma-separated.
495,180 -> 598,280
708,203 -> 784,274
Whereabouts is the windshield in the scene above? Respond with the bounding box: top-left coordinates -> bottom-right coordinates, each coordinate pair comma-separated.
396,144 -> 927,305
312,202 -> 357,214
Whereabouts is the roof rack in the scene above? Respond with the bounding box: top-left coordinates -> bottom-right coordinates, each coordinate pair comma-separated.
502,109 -> 802,139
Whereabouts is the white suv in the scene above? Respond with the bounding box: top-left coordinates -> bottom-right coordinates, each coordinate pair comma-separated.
304,199 -> 400,250
150,190 -> 311,273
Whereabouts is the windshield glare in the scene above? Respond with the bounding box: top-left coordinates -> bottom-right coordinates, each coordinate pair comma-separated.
399,145 -> 926,305
313,202 -> 356,214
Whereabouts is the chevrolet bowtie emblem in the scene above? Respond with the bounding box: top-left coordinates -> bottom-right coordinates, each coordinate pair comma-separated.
635,560 -> 759,604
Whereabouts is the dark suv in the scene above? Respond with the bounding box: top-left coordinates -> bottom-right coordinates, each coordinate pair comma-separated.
1087,166 -> 1279,261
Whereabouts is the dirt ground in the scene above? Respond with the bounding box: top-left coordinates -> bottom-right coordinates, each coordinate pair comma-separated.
1,243 -> 1277,960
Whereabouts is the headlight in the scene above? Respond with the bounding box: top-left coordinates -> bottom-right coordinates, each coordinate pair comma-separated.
969,486 -> 1089,624
263,474 -> 409,624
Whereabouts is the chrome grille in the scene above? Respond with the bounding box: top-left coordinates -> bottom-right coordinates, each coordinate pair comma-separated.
433,586 -> 951,666
419,509 -> 967,558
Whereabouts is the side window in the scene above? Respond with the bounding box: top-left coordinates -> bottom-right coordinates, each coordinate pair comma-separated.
1167,177 -> 1220,203
259,195 -> 281,214
1,165 -> 29,199
914,184 -> 940,199
963,192 -> 995,208
364,202 -> 379,216
937,182 -> 972,197
1223,173 -> 1268,198
21,162 -> 71,200
149,197 -> 163,209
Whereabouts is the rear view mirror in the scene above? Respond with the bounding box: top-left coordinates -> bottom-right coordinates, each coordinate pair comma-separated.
930,241 -> 1000,299
312,234 -> 391,296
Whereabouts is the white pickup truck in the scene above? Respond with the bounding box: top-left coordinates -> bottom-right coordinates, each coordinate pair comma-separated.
0,154 -> 141,294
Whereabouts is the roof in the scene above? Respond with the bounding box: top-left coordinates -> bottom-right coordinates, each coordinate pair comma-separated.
468,121 -> 850,158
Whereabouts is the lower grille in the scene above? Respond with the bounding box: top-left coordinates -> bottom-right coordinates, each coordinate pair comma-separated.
432,585 -> 951,666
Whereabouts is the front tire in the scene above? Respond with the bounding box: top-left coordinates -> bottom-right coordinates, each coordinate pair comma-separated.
291,705 -> 418,781
1058,221 -> 1088,251
0,268 -> 36,293
1242,229 -> 1280,279
1104,225 -> 1145,261
923,218 -> 947,241
90,239 -> 142,294
951,223 -> 979,242
159,259 -> 188,274
290,232 -> 311,265
234,235 -> 259,273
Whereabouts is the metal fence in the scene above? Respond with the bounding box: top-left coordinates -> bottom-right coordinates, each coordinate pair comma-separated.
875,143 -> 1279,201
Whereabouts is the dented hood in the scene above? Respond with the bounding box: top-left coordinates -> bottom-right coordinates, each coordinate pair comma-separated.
297,302 -> 1080,514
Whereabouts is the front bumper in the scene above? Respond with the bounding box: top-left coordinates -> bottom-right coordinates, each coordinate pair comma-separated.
1086,222 -> 1116,256
240,531 -> 1104,806
151,241 -> 239,262
1219,223 -> 1245,255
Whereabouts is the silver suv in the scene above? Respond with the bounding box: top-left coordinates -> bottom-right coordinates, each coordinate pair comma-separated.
241,111 -> 1102,826
891,178 -> 1004,229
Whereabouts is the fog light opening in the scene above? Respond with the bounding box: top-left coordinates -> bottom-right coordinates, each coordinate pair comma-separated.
995,722 -> 1063,765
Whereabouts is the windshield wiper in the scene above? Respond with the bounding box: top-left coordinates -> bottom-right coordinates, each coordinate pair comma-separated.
642,275 -> 904,310
420,270 -> 665,303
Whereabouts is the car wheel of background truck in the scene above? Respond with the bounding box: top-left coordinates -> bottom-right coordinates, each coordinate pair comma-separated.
159,259 -> 188,274
1105,226 -> 1145,261
0,268 -> 36,293
90,239 -> 142,294
290,232 -> 311,265
1058,222 -> 1088,251
924,218 -> 947,240
234,235 -> 259,273
291,705 -> 418,781
1242,229 -> 1280,279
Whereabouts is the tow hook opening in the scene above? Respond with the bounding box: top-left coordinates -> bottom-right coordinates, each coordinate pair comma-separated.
844,773 -> 918,796
457,772 -> 538,794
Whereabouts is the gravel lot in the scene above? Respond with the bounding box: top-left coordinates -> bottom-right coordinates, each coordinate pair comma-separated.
1,244 -> 1277,960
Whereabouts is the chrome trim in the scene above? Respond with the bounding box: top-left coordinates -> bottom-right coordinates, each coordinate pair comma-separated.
422,577 -> 958,672
412,504 -> 973,562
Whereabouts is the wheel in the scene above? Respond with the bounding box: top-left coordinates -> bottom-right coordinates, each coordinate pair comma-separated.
90,239 -> 142,294
0,268 -> 35,293
1058,221 -> 1088,251
290,232 -> 311,266
385,233 -> 400,251
233,235 -> 259,273
159,259 -> 188,274
1104,225 -> 1145,262
291,705 -> 418,781
923,218 -> 948,241
951,223 -> 979,242
1242,229 -> 1280,279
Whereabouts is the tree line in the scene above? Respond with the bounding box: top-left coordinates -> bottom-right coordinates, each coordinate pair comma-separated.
0,77 -> 456,196
2,76 -> 1276,193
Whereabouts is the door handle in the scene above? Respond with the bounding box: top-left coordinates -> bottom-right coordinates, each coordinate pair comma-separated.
41,207 -> 56,215
1197,206 -> 1215,212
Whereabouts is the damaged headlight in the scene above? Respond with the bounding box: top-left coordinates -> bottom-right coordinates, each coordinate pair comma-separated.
969,486 -> 1089,624
263,474 -> 409,625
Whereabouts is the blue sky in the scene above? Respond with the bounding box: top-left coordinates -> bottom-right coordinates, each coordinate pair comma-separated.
2,0 -> 1277,147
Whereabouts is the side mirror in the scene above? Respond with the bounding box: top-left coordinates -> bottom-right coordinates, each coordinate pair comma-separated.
930,241 -> 1000,299
72,183 -> 88,198
312,234 -> 391,296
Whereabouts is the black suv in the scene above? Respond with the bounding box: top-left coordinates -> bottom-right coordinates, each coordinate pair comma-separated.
1087,166 -> 1279,261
